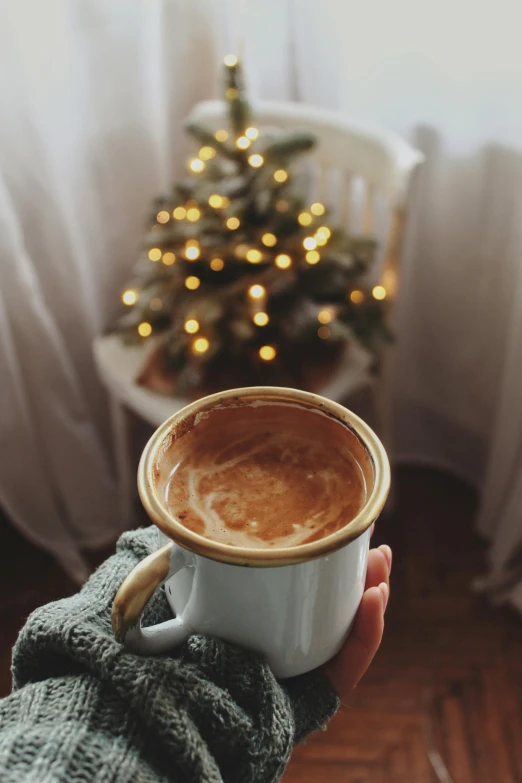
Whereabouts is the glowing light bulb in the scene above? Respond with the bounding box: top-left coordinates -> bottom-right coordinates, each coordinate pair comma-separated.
148,248 -> 162,261
215,129 -> 228,142
224,54 -> 238,67
185,276 -> 200,290
315,226 -> 330,246
184,319 -> 200,334
122,289 -> 137,306
262,233 -> 277,247
236,136 -> 251,150
162,252 -> 176,266
185,245 -> 200,261
350,289 -> 364,304
318,326 -> 330,339
173,206 -> 186,220
275,253 -> 292,269
311,202 -> 325,216
156,210 -> 170,224
193,337 -> 209,354
246,249 -> 263,264
248,284 -> 265,299
273,169 -> 288,183
306,250 -> 320,264
226,88 -> 238,100
199,146 -> 216,160
248,154 -> 264,168
298,212 -> 313,226
245,127 -> 259,140
259,345 -> 276,361
253,312 -> 269,326
189,159 -> 205,173
150,298 -> 162,310
138,322 -> 152,337
372,285 -> 387,300
210,258 -> 224,271
208,194 -> 224,208
227,217 -> 240,230
186,208 -> 201,222
303,237 -> 317,251
318,308 -> 334,324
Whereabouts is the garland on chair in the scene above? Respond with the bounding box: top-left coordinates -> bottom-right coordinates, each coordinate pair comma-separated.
111,56 -> 391,396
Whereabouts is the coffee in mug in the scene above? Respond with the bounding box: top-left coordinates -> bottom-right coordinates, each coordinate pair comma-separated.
165,403 -> 367,549
112,387 -> 389,677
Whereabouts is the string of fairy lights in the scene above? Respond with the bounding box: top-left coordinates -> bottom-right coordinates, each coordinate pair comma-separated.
121,53 -> 389,364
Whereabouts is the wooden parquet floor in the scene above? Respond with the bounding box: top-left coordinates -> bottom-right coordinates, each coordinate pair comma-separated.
284,468 -> 522,783
1,466 -> 521,782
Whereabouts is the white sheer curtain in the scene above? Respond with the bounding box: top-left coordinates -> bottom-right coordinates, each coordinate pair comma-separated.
1,0 -> 522,601
0,0 -> 221,580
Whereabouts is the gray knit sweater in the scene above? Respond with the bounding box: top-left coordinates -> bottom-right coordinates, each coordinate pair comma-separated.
0,527 -> 339,783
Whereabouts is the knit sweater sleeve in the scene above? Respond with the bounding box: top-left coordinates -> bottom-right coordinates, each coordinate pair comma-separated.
1,527 -> 339,783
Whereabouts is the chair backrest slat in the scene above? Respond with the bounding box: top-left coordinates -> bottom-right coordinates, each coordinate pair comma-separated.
315,162 -> 329,205
340,172 -> 353,231
363,183 -> 375,237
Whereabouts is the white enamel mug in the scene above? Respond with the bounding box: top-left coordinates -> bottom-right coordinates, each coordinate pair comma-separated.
112,386 -> 390,679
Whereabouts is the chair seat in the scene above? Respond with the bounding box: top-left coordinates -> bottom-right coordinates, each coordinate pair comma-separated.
93,335 -> 374,428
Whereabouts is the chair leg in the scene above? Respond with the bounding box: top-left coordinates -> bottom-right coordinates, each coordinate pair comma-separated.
110,395 -> 136,529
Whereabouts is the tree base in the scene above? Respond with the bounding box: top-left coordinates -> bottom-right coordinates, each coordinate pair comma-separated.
136,341 -> 348,399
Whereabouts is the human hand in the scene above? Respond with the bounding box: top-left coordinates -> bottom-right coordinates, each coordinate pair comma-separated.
322,543 -> 391,700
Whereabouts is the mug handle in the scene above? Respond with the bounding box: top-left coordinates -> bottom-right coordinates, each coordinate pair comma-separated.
112,541 -> 193,654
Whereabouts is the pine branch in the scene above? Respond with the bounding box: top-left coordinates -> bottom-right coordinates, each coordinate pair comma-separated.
184,122 -> 240,162
262,133 -> 316,162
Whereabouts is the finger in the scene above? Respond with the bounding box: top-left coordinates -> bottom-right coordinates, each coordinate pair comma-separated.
380,544 -> 392,573
365,547 -> 391,591
323,584 -> 386,699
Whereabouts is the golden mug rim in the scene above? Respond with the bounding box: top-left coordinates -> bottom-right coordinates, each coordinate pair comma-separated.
138,386 -> 391,567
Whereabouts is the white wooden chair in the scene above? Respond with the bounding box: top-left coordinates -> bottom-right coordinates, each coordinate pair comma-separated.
94,100 -> 423,524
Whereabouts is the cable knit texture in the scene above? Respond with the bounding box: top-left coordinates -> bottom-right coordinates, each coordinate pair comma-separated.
0,527 -> 339,782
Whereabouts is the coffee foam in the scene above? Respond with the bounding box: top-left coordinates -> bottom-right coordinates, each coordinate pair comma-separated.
163,403 -> 368,550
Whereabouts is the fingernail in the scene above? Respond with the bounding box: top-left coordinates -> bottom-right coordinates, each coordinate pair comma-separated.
379,545 -> 392,573
379,581 -> 389,610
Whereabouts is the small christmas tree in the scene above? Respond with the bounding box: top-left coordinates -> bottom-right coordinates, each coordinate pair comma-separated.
113,55 -> 389,396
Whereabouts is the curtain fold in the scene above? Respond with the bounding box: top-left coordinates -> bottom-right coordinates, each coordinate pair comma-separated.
475,185 -> 522,599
